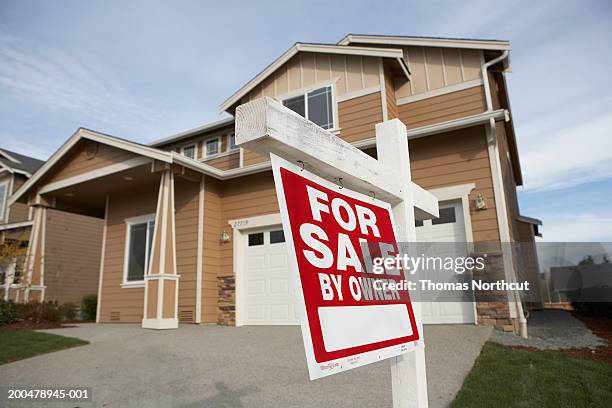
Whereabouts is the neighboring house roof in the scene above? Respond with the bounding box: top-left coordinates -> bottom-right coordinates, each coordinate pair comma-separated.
0,148 -> 44,177
517,215 -> 543,226
149,117 -> 235,147
218,43 -> 409,113
337,33 -> 511,51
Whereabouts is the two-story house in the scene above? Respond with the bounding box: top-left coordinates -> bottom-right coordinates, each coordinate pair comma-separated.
0,148 -> 103,304
9,34 -> 542,334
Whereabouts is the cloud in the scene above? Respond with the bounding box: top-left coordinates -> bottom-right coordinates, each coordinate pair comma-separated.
518,106 -> 612,192
0,32 -> 158,133
539,213 -> 612,242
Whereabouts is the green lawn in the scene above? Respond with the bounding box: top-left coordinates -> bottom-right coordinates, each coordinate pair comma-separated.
452,342 -> 612,408
0,331 -> 88,364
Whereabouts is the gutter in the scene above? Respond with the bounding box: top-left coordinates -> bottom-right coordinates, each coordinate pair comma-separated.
482,50 -> 529,338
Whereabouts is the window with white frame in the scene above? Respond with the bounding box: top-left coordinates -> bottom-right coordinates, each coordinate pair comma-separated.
181,144 -> 196,159
124,216 -> 155,283
205,138 -> 220,157
0,181 -> 8,222
228,133 -> 238,152
283,86 -> 334,129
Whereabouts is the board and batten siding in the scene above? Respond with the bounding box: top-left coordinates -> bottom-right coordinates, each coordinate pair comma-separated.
397,85 -> 486,129
396,47 -> 482,99
44,209 -> 103,304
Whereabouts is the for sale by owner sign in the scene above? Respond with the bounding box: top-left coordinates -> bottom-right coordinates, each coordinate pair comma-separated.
271,154 -> 421,380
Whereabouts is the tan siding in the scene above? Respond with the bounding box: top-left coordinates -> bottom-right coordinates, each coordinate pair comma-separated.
408,127 -> 500,242
99,183 -> 158,323
243,53 -> 381,103
243,148 -> 268,167
384,67 -> 398,120
44,209 -> 103,304
44,141 -> 138,184
397,46 -> 483,99
203,177 -> 221,323
8,175 -> 29,223
205,152 -> 240,171
174,178 -> 200,322
338,91 -> 383,143
397,85 -> 486,129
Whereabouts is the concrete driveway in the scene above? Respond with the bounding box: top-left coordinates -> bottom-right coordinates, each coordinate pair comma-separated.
1,324 -> 491,408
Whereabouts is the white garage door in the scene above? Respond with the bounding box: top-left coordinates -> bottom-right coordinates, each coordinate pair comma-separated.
416,200 -> 475,324
241,200 -> 474,326
244,227 -> 300,325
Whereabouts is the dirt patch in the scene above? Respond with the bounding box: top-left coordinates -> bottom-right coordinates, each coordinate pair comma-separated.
0,321 -> 78,332
511,315 -> 612,365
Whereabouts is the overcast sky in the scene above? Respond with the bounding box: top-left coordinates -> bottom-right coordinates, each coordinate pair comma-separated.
1,0 -> 611,241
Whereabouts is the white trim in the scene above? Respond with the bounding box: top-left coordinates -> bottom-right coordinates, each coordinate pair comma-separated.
122,213 -> 156,287
337,34 -> 512,51
396,79 -> 483,105
142,317 -> 178,330
378,59 -> 388,121
4,175 -> 14,223
0,149 -> 21,163
427,183 -> 476,244
149,117 -> 234,147
96,195 -> 109,322
38,156 -> 151,195
219,43 -> 405,112
0,220 -> 33,231
336,85 -> 381,103
39,207 -> 46,301
0,179 -> 10,223
229,213 -> 282,327
195,175 -> 205,323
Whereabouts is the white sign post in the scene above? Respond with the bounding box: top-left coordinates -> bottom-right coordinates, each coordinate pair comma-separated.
235,97 -> 438,408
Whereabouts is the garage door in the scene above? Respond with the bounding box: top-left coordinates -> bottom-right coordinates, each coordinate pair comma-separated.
241,200 -> 474,326
416,200 -> 475,324
244,227 -> 300,325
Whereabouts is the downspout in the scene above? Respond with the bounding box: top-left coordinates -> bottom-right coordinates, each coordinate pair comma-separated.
481,50 -> 529,338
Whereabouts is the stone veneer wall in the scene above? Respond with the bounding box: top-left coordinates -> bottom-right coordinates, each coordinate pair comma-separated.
218,276 -> 235,325
472,251 -> 515,332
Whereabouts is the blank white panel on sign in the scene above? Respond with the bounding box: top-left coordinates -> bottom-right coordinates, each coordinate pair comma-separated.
318,305 -> 413,352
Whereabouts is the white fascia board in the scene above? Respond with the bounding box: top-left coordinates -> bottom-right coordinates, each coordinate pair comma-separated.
218,43 -> 405,113
0,150 -> 21,164
0,220 -> 34,231
8,128 -> 174,207
149,117 -> 235,147
338,34 -> 512,51
517,215 -> 543,226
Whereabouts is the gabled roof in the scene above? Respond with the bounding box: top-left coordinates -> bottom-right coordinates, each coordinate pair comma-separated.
0,148 -> 44,177
338,34 -> 511,51
219,43 -> 409,113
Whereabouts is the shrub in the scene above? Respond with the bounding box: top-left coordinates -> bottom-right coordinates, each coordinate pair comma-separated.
81,295 -> 97,321
0,299 -> 18,325
40,301 -> 61,322
59,302 -> 77,321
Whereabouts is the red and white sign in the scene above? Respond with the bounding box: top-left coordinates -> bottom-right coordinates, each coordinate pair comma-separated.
271,154 -> 421,380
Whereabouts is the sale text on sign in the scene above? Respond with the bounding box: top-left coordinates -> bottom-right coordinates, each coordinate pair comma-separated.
271,154 -> 421,379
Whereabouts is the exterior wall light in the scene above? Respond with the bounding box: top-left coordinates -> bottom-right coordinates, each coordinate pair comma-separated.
475,192 -> 487,211
221,230 -> 230,243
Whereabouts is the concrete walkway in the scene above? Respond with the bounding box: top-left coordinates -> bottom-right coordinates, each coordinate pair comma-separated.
1,324 -> 491,408
492,310 -> 605,350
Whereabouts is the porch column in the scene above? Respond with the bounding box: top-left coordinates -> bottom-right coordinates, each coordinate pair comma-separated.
142,169 -> 179,329
23,205 -> 47,302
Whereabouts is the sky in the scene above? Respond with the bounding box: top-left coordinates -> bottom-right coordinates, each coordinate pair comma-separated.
1,0 -> 611,241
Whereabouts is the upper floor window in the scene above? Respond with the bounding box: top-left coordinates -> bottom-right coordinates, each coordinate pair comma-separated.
0,181 -> 8,222
283,86 -> 334,130
228,133 -> 238,151
205,138 -> 220,157
181,144 -> 196,160
124,215 -> 155,283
